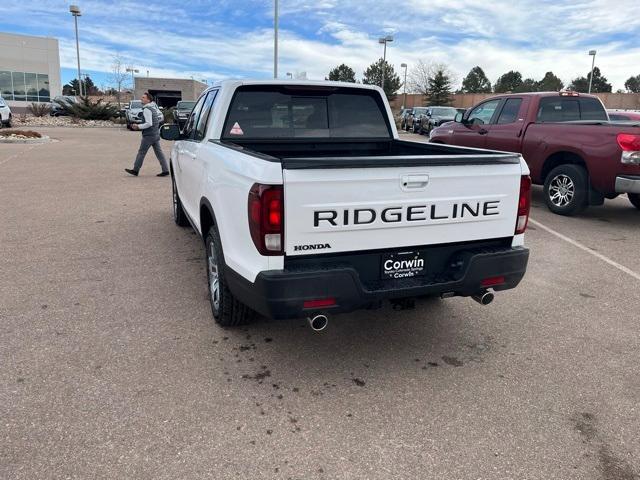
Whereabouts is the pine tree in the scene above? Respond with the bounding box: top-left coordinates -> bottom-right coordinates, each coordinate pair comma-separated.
362,59 -> 401,99
461,66 -> 492,93
327,64 -> 356,82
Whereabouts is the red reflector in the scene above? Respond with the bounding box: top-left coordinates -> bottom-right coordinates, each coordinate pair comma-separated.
617,133 -> 640,152
303,298 -> 336,309
481,276 -> 505,287
515,175 -> 531,235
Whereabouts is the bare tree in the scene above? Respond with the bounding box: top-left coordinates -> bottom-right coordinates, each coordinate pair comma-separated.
109,54 -> 129,109
409,60 -> 457,102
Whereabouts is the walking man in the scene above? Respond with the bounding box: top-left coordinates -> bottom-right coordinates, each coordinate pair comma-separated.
125,92 -> 169,177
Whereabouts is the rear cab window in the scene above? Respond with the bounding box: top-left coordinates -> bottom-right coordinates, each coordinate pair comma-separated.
222,85 -> 391,140
537,96 -> 607,122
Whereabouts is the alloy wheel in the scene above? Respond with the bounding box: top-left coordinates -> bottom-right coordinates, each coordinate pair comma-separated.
548,174 -> 575,207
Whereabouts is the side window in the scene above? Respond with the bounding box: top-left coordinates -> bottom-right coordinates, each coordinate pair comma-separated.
182,93 -> 207,139
537,98 -> 579,122
578,98 -> 608,121
467,99 -> 501,125
496,98 -> 523,124
195,90 -> 218,141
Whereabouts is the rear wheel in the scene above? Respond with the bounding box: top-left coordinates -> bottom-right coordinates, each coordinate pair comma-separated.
629,193 -> 640,210
206,226 -> 253,326
543,164 -> 589,216
172,175 -> 190,226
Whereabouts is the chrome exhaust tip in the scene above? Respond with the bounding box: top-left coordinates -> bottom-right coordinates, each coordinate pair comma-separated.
308,314 -> 329,332
472,290 -> 494,306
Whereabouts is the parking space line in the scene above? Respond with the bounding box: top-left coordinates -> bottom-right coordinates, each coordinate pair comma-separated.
529,218 -> 640,282
0,145 -> 36,166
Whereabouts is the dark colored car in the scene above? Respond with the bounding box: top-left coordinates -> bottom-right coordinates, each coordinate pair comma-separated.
50,96 -> 78,116
420,106 -> 458,135
607,110 -> 640,121
404,107 -> 428,133
173,100 -> 197,128
398,108 -> 412,130
429,91 -> 640,214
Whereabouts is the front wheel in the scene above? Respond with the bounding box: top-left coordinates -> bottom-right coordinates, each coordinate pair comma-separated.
543,164 -> 589,216
205,227 -> 253,326
172,175 -> 189,226
629,193 -> 640,210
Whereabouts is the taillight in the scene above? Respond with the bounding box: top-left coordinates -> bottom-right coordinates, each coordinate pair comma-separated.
515,175 -> 531,235
617,133 -> 640,165
248,184 -> 284,256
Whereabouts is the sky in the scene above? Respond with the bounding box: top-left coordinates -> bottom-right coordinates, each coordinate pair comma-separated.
1,0 -> 640,92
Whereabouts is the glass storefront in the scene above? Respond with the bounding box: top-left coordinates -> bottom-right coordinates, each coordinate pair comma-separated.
0,70 -> 50,102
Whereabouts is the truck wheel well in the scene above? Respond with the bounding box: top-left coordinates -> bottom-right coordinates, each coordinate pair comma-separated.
200,204 -> 215,241
541,152 -> 586,182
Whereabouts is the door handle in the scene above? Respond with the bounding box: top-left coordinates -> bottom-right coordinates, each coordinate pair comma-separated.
401,174 -> 430,190
478,129 -> 488,135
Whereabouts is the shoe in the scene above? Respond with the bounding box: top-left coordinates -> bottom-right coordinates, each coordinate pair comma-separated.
125,168 -> 139,176
157,171 -> 170,177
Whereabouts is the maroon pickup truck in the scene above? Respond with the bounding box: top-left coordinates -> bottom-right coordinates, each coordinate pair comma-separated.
429,92 -> 640,215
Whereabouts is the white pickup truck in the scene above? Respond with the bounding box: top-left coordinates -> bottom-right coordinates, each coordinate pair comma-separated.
161,80 -> 531,330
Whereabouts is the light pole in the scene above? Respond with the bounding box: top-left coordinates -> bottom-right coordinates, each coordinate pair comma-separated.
126,67 -> 139,96
274,0 -> 279,78
378,35 -> 393,91
69,5 -> 83,96
401,63 -> 408,108
588,50 -> 597,94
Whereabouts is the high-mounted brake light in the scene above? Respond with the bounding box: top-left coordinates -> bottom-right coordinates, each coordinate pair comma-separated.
248,184 -> 284,255
515,175 -> 531,235
617,133 -> 640,165
559,91 -> 580,97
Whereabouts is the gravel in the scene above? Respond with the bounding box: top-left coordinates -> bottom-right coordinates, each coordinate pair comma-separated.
11,114 -> 123,128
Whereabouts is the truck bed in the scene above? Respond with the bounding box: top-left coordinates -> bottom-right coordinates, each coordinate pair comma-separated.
219,138 -> 521,169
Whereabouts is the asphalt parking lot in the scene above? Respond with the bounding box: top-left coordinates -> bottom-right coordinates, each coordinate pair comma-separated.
2,127 -> 639,480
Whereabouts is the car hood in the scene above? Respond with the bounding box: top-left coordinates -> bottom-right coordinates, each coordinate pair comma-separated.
432,115 -> 456,121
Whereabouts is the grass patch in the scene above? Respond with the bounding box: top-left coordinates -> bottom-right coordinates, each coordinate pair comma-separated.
0,130 -> 42,138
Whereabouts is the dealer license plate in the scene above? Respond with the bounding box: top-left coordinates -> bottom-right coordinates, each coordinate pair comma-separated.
381,251 -> 425,280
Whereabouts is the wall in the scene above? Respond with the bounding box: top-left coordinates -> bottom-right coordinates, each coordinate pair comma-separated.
134,77 -> 208,102
390,92 -> 640,111
0,31 -> 61,107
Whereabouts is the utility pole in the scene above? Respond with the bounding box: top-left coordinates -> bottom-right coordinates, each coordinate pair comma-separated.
69,5 -> 83,96
274,0 -> 279,78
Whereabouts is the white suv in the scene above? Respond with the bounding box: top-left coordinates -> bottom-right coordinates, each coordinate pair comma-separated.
0,97 -> 12,127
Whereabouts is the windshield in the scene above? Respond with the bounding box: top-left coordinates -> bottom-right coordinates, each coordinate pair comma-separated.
413,108 -> 427,115
177,101 -> 196,109
130,101 -> 142,108
223,86 -> 391,140
431,107 -> 457,116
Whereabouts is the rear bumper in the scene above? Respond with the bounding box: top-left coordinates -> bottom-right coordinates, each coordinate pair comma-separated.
615,175 -> 640,194
226,246 -> 529,320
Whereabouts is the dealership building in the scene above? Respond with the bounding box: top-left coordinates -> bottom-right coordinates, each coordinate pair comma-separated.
133,77 -> 208,108
0,32 -> 62,108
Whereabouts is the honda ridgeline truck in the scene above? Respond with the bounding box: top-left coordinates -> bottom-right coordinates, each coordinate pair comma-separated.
161,80 -> 531,329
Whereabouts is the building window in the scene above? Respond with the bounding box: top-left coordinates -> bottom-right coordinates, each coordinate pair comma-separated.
0,70 -> 52,102
0,71 -> 12,100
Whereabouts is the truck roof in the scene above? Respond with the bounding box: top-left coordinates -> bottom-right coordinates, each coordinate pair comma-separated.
488,91 -> 600,99
210,79 -> 383,92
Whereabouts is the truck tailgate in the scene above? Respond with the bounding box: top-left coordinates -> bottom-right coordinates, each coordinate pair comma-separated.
283,162 -> 522,256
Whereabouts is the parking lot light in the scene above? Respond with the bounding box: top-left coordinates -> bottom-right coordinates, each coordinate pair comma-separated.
378,35 -> 394,91
69,5 -> 83,96
588,50 -> 596,94
401,63 -> 408,108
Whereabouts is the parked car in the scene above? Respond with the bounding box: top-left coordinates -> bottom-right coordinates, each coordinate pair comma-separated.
50,95 -> 78,116
419,106 -> 459,135
429,91 -> 640,214
405,107 -> 428,133
160,80 -> 530,328
398,108 -> 412,129
607,110 -> 640,122
0,96 -> 12,127
456,108 -> 467,115
173,100 -> 196,128
125,100 -> 144,129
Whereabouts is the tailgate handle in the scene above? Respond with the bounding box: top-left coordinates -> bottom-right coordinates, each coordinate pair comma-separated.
401,174 -> 430,189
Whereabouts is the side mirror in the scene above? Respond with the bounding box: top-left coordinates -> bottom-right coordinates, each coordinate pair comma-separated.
160,123 -> 181,141
454,112 -> 463,123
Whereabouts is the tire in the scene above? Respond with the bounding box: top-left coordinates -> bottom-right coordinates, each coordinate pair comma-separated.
412,122 -> 419,133
629,193 -> 640,210
543,164 -> 589,216
172,175 -> 190,227
205,226 -> 253,326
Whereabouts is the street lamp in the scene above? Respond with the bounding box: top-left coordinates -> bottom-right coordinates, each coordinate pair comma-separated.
274,0 -> 279,78
588,50 -> 597,94
378,35 -> 393,91
69,5 -> 83,97
126,67 -> 139,96
401,63 -> 408,108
